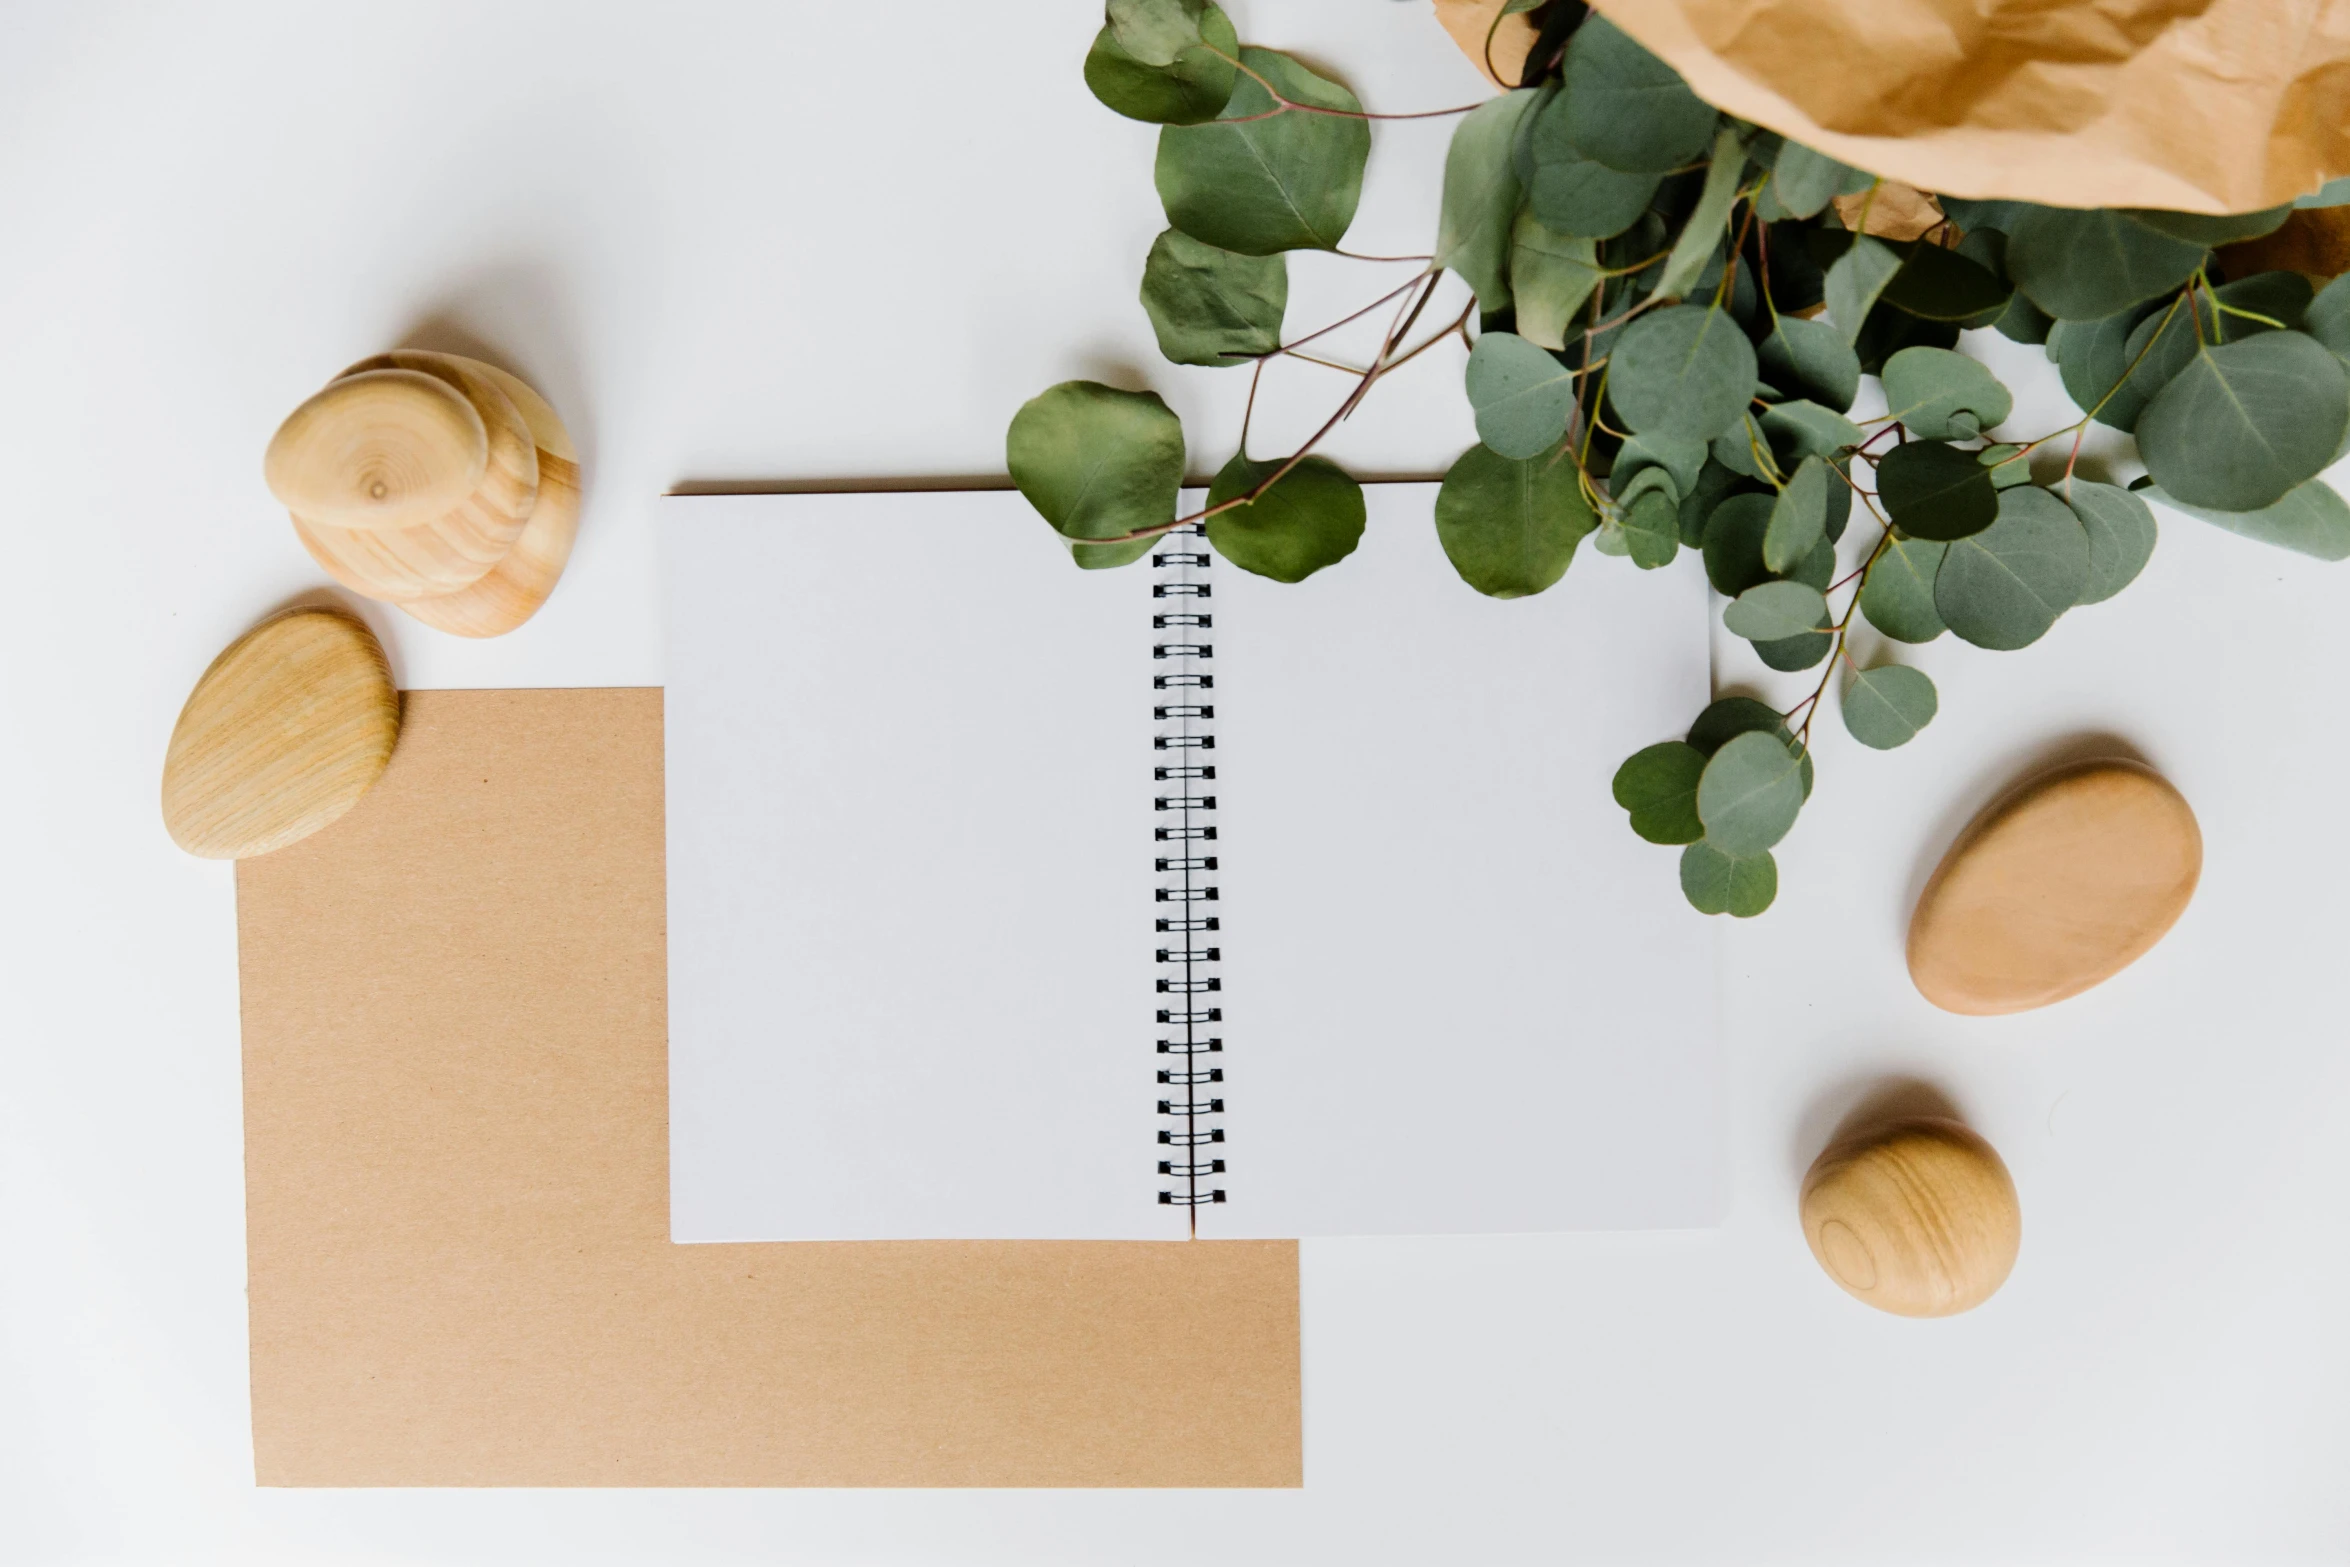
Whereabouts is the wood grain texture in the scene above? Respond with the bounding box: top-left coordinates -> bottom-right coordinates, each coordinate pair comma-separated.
236,690 -> 1301,1486
263,369 -> 486,530
1909,759 -> 2201,1016
160,607 -> 398,859
397,358 -> 580,636
1801,1117 -> 2020,1317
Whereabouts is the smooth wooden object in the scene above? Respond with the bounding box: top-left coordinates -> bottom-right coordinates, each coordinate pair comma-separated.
161,608 -> 399,859
263,369 -> 487,530
1908,759 -> 2201,1015
399,360 -> 581,636
1801,1117 -> 2020,1317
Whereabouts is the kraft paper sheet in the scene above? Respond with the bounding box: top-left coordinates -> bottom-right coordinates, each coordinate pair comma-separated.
237,687 -> 1301,1487
1435,0 -> 2350,213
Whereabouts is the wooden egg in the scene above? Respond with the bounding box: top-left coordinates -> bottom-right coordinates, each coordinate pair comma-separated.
264,369 -> 487,530
1801,1117 -> 2020,1317
161,608 -> 399,859
1909,759 -> 2201,1015
397,359 -> 579,637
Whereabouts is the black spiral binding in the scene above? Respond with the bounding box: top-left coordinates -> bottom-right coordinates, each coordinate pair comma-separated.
1152,525 -> 1227,1221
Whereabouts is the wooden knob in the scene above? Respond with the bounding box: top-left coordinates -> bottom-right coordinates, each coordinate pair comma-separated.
264,369 -> 487,530
161,607 -> 399,859
1800,1117 -> 2020,1317
1909,759 -> 2201,1015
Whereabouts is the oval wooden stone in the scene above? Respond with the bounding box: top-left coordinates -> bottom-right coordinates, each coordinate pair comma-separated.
399,360 -> 580,637
1801,1117 -> 2020,1317
1908,759 -> 2201,1015
161,608 -> 399,859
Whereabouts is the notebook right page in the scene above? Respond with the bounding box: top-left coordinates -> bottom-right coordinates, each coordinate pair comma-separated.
1207,482 -> 1719,1237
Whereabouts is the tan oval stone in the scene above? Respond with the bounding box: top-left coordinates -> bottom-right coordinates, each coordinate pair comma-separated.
1908,759 -> 2200,1016
1800,1117 -> 2019,1317
161,608 -> 399,859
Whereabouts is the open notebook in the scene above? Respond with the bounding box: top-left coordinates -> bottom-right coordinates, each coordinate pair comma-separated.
663,486 -> 1718,1241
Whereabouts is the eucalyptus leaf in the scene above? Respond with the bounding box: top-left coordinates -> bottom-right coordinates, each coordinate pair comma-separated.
1679,841 -> 1777,917
1654,129 -> 1748,301
2213,270 -> 2313,336
2137,331 -> 2350,511
1687,695 -> 1814,799
1522,88 -> 1662,239
1758,400 -> 1863,469
2003,206 -> 2208,320
1510,212 -> 1603,350
1204,453 -> 1365,582
1710,415 -> 1771,481
1563,16 -> 1719,174
2105,294 -> 2208,431
1155,48 -> 1369,255
1754,632 -> 1834,671
2301,271 -> 2350,365
1825,235 -> 1901,346
1769,141 -> 1850,220
2145,479 -> 2350,561
2125,205 -> 2293,246
1613,742 -> 1707,844
2049,299 -> 2162,424
1933,485 -> 2090,648
1724,579 -> 1829,641
1108,0 -> 1208,66
1006,380 -> 1184,569
2297,176 -> 2350,208
1703,492 -> 1831,596
1695,729 -> 1806,856
1677,459 -> 1752,548
1879,347 -> 2013,440
1842,664 -> 1938,749
1085,10 -> 1239,125
1879,242 -> 2011,322
1763,456 -> 1830,572
1139,229 -> 1286,366
1615,433 -> 1707,496
1609,305 -> 1759,444
2062,479 -> 2159,603
1981,444 -> 2032,488
1757,313 -> 1861,411
1859,535 -> 1948,642
1617,467 -> 1682,568
1877,440 -> 1999,541
1465,331 -> 1578,459
1994,289 -> 2054,345
1853,302 -> 1960,375
1433,443 -> 1595,596
1436,91 -> 1540,313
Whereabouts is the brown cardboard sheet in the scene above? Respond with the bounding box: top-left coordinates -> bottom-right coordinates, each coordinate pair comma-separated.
1434,0 -> 2350,214
237,688 -> 1301,1487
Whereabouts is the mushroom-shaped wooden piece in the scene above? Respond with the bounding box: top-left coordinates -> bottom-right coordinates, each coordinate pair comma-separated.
1800,1117 -> 2020,1317
1908,759 -> 2201,1015
264,369 -> 487,531
161,608 -> 399,859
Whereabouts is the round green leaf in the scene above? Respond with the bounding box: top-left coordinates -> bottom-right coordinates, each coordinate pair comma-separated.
1612,741 -> 1706,844
1509,213 -> 1603,351
1841,664 -> 1938,750
2145,478 -> 2350,561
1154,48 -> 1369,255
1702,491 -> 1831,597
1108,0 -> 1209,66
1877,440 -> 1999,541
1521,88 -> 1661,239
1609,306 -> 1758,444
1763,456 -> 1831,572
1724,579 -> 1828,642
1858,535 -> 1948,642
2307,271 -> 2350,365
2105,295 -> 2207,432
1933,485 -> 2090,649
1754,631 -> 1833,671
1676,459 -> 1753,548
1769,142 -> 1851,221
2048,300 -> 2162,425
1687,696 -> 1814,799
1679,841 -> 1778,918
1437,91 -> 1539,314
1695,730 -> 1805,856
1006,381 -> 1183,570
1879,243 -> 2011,323
1563,17 -> 1719,174
2137,331 -> 2350,512
2003,207 -> 2209,320
1083,6 -> 1238,126
1759,400 -> 1864,469
1139,229 -> 1285,367
1615,433 -> 1707,496
2064,480 -> 2158,603
1465,331 -> 1577,459
1824,235 -> 1901,346
1620,474 -> 1682,569
1204,454 -> 1364,582
1879,347 -> 2014,441
1757,314 -> 1861,412
1433,443 -> 1595,597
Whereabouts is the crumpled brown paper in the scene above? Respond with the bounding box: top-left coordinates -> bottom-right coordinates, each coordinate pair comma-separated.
1436,0 -> 2350,215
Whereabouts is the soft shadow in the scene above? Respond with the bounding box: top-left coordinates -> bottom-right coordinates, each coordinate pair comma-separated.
387,261 -> 594,483
1897,730 -> 2152,923
1065,352 -> 1162,396
1787,1074 -> 1967,1186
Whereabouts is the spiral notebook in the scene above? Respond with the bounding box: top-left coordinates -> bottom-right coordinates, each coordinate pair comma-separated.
662,485 -> 1719,1241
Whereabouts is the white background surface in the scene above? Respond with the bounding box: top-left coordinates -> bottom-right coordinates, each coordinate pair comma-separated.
3,2 -> 2347,1562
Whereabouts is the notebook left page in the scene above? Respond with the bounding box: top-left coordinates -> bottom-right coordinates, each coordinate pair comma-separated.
663,492 -> 1175,1240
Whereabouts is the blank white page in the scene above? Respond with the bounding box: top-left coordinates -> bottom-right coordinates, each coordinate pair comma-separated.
1207,485 -> 1719,1237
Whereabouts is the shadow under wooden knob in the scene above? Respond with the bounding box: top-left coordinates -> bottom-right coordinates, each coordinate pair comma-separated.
1800,1116 -> 2019,1317
264,369 -> 488,530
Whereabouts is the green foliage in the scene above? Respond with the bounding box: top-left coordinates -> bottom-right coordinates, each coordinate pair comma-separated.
1204,454 -> 1364,582
1019,4 -> 2350,919
1154,48 -> 1369,254
1139,230 -> 1285,366
1435,444 -> 1595,596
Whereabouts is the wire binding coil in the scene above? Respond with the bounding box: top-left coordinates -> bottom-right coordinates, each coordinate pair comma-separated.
1153,524 -> 1226,1215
